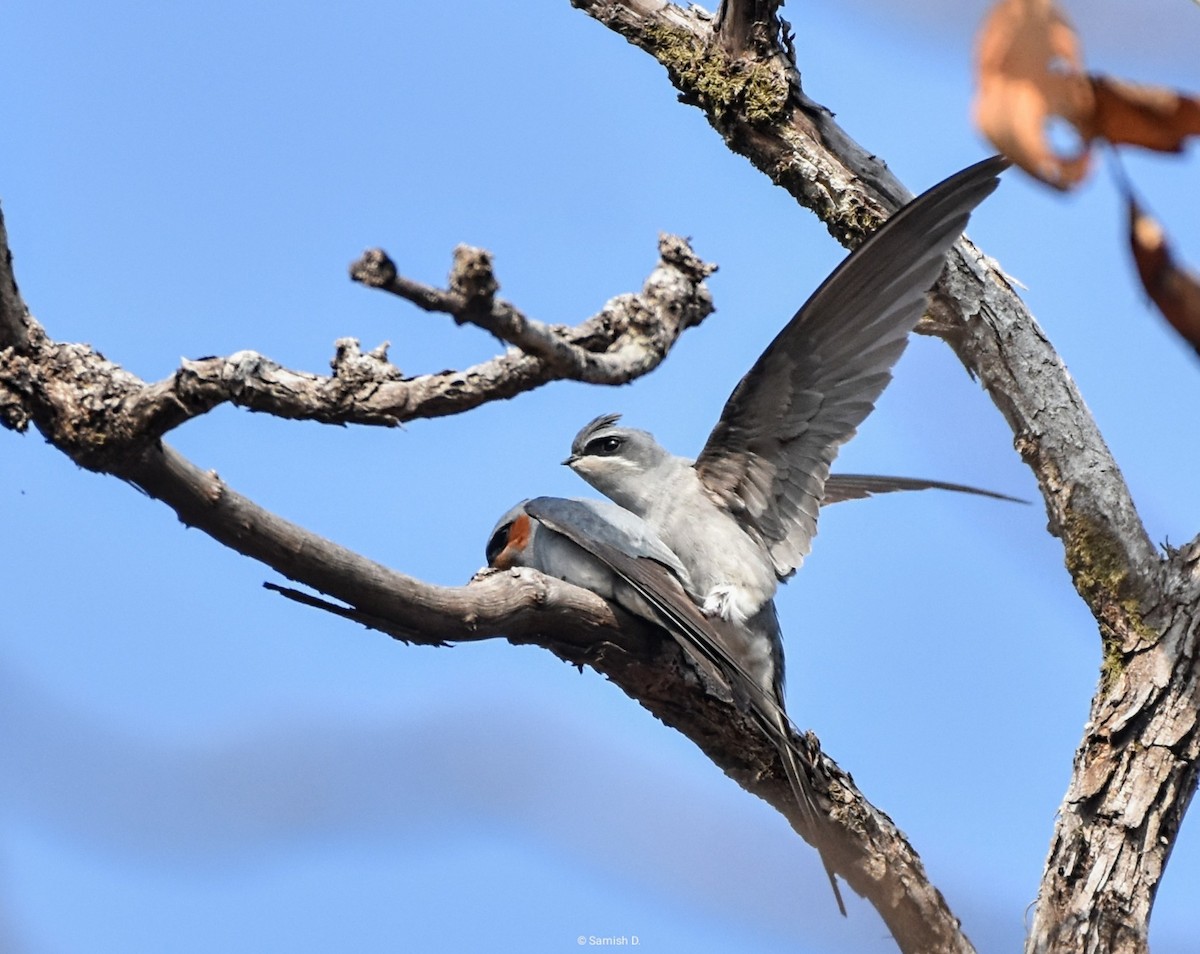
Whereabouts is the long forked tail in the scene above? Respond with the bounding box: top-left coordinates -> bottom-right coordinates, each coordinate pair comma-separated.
525,500 -> 850,914
632,588 -> 850,915
751,707 -> 847,916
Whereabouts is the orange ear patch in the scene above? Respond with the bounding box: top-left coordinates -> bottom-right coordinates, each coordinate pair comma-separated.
507,512 -> 532,551
492,512 -> 533,569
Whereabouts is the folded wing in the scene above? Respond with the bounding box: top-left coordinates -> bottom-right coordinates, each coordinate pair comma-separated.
522,496 -> 846,915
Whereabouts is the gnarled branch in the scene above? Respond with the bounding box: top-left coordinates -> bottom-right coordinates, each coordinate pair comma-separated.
566,1 -> 1197,953
351,235 -> 717,381
0,230 -> 714,460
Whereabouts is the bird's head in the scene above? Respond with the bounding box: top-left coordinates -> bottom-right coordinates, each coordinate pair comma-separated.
563,413 -> 672,509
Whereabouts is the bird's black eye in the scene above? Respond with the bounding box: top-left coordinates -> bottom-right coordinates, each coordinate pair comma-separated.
485,523 -> 512,565
585,435 -> 624,456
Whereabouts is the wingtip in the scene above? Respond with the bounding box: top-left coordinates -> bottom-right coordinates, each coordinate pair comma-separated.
982,152 -> 1012,173
962,153 -> 1011,181
934,153 -> 1009,205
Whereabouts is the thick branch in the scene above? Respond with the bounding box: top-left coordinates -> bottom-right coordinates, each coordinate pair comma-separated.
122,443 -> 639,648
567,2 -> 1191,952
1031,541 -> 1200,954
118,442 -> 952,943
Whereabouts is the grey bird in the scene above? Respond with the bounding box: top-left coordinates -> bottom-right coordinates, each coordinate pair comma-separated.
486,495 -> 848,913
560,158 -> 1007,909
551,155 -> 1005,913
564,156 -> 1007,629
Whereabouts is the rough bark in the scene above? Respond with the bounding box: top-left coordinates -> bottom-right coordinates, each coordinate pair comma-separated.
0,234 -> 714,453
1029,549 -> 1200,954
564,1 -> 1200,953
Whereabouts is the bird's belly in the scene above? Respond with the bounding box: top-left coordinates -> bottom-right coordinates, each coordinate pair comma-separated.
655,501 -> 777,623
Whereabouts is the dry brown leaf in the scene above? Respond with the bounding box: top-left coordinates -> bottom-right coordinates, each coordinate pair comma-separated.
974,0 -> 1094,190
1128,199 -> 1200,357
1085,76 -> 1200,153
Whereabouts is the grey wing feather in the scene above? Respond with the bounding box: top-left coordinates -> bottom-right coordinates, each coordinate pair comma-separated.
524,497 -> 691,580
524,497 -> 847,915
822,473 -> 1027,505
526,499 -> 768,698
695,156 -> 1007,579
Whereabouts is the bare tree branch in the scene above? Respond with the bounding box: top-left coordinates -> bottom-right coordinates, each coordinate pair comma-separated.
0,230 -> 714,452
0,195 -> 965,951
352,235 -> 717,380
565,1 -> 1198,952
1033,546 -> 1200,954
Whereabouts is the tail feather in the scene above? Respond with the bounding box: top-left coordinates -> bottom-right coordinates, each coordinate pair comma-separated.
750,705 -> 846,916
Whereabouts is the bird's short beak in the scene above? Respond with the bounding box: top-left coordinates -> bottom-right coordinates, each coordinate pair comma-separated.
561,455 -> 578,467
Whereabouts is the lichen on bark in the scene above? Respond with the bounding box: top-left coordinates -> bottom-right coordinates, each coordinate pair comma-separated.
642,22 -> 789,125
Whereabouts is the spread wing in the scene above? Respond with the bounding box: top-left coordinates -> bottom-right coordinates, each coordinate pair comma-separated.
523,497 -> 846,914
695,156 -> 1007,579
822,473 -> 1026,505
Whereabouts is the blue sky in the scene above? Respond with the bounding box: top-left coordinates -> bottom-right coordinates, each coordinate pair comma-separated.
2,2 -> 1197,952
